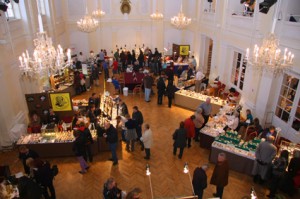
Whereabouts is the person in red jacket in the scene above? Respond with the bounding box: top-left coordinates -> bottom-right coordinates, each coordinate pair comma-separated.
184,115 -> 195,148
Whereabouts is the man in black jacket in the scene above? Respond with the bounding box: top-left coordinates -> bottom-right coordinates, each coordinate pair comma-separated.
157,73 -> 166,105
104,121 -> 118,165
72,130 -> 89,174
192,164 -> 209,199
18,146 -> 39,175
132,106 -> 144,149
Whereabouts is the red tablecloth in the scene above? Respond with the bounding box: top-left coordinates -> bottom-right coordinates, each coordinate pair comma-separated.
124,72 -> 144,84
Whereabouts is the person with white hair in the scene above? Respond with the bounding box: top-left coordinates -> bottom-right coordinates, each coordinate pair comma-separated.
198,97 -> 212,128
192,163 -> 209,199
252,136 -> 277,184
195,69 -> 205,93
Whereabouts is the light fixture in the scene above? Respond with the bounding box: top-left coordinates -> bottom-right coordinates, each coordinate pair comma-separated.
77,3 -> 99,33
246,0 -> 294,76
150,1 -> 163,21
146,164 -> 151,176
171,2 -> 191,29
92,0 -> 105,18
183,162 -> 195,196
145,164 -> 154,199
19,0 -> 71,78
150,11 -> 164,20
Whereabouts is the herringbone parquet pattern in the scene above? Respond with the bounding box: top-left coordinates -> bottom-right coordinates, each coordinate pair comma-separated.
1,73 -> 298,199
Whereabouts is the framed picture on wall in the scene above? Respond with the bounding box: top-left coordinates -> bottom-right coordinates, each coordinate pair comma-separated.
179,45 -> 190,56
49,92 -> 73,112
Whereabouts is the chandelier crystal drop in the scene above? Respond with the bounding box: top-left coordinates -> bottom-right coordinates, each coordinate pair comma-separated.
246,34 -> 294,76
150,10 -> 163,20
171,5 -> 191,29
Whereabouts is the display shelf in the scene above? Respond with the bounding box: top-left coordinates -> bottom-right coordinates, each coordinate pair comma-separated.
16,131 -> 97,145
279,140 -> 300,159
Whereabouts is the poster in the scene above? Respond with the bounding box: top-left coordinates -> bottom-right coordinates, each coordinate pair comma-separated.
49,93 -> 72,111
179,45 -> 190,56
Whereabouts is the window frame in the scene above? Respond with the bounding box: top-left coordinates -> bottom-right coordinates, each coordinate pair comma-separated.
230,51 -> 247,91
5,1 -> 20,20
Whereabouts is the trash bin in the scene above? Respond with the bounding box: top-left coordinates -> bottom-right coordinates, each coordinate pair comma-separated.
123,87 -> 128,96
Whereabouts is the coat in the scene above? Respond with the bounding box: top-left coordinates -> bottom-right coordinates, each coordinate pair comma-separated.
252,140 -> 277,180
72,135 -> 86,156
173,128 -> 187,148
194,112 -> 204,129
184,117 -> 195,138
157,77 -> 166,95
192,167 -> 207,192
210,160 -> 229,187
142,129 -> 153,148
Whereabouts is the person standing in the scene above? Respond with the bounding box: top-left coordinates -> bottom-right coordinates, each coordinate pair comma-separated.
192,164 -> 209,199
210,152 -> 229,199
173,122 -> 187,159
31,159 -> 56,199
104,121 -> 119,165
143,72 -> 153,102
72,130 -> 89,174
184,115 -> 195,148
194,108 -> 205,142
195,69 -> 204,93
252,136 -> 277,184
141,123 -> 153,160
82,122 -> 94,163
118,99 -> 129,117
18,146 -> 39,175
198,97 -> 212,128
132,106 -> 144,149
166,82 -> 175,108
157,73 -> 166,105
125,114 -> 137,152
268,150 -> 289,198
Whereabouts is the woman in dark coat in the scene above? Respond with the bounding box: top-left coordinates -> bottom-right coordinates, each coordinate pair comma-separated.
173,121 -> 187,159
166,82 -> 175,108
72,130 -> 89,174
157,74 -> 166,105
210,152 -> 229,199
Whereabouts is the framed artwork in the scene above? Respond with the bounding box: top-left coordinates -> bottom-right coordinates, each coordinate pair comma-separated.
179,45 -> 190,56
49,92 -> 72,112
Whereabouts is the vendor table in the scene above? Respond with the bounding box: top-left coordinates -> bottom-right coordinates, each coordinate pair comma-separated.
199,132 -> 215,149
124,72 -> 144,90
174,92 -> 222,115
173,63 -> 189,73
21,140 -> 99,158
209,141 -> 255,175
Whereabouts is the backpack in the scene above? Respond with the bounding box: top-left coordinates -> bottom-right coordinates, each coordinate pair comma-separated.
51,165 -> 59,177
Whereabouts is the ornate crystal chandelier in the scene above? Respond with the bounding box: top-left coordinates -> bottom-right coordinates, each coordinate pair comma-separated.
19,0 -> 71,78
245,2 -> 294,76
170,4 -> 191,29
92,0 -> 105,18
150,9 -> 163,20
77,7 -> 99,33
246,33 -> 294,76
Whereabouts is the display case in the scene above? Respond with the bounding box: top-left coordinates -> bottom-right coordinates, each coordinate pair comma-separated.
17,131 -> 97,145
174,90 -> 226,114
279,140 -> 300,159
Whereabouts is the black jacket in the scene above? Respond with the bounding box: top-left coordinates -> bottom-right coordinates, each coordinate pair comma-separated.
82,127 -> 94,144
106,125 -> 118,144
157,77 -> 166,95
73,135 -> 86,156
19,149 -> 39,174
33,161 -> 53,186
192,167 -> 207,191
173,128 -> 187,148
132,111 -> 144,126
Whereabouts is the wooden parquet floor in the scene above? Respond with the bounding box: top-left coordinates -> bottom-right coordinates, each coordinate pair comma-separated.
1,73 -> 299,199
